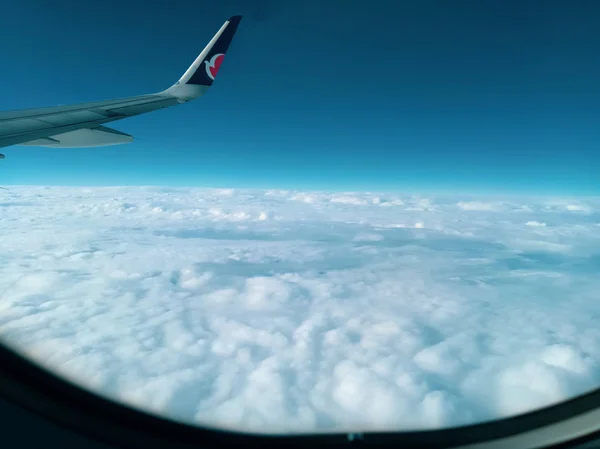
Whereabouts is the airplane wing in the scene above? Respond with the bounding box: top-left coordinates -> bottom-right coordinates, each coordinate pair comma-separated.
0,15 -> 242,153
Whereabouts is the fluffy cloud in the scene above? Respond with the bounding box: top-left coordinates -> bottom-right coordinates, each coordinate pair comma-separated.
526,221 -> 547,227
0,186 -> 599,434
456,201 -> 501,211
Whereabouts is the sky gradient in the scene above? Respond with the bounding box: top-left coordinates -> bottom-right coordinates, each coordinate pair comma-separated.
1,0 -> 599,195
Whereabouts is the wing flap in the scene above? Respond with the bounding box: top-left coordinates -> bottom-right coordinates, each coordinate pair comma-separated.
31,110 -> 108,127
20,137 -> 60,146
21,125 -> 133,148
0,118 -> 51,136
104,96 -> 180,117
0,95 -> 164,147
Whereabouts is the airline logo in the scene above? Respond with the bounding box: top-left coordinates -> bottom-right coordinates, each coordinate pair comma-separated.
204,53 -> 225,80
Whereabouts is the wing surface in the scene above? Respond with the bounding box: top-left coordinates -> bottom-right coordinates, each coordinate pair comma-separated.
0,15 -> 242,150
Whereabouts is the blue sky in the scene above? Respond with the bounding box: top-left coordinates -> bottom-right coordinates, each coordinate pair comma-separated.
1,0 -> 599,195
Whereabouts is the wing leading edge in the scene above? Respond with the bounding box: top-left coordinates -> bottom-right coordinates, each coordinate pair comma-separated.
0,15 -> 242,152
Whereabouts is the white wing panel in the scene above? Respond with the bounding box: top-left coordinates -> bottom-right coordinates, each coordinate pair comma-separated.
21,126 -> 133,148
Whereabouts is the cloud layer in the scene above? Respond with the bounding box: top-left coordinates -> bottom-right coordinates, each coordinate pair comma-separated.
1,186 -> 600,434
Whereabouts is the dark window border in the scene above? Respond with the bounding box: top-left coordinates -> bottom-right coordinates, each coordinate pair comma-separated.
1,340 -> 600,449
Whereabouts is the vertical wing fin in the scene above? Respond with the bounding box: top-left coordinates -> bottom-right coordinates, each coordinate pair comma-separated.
176,15 -> 242,87
163,15 -> 242,101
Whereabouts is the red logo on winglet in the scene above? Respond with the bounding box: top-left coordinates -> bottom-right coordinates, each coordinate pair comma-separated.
204,53 -> 224,80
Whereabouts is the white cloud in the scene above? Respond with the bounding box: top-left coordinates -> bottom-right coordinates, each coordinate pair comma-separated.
290,192 -> 317,203
330,195 -> 368,206
0,186 -> 599,434
526,221 -> 547,227
353,233 -> 384,242
378,199 -> 404,207
456,201 -> 500,211
566,204 -> 591,213
541,199 -> 594,214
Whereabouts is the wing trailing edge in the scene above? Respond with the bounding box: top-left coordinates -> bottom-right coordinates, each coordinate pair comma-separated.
21,126 -> 133,148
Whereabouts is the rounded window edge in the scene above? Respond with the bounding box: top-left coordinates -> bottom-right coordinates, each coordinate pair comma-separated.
1,340 -> 600,449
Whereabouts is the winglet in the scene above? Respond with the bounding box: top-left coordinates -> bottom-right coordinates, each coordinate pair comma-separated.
163,16 -> 242,101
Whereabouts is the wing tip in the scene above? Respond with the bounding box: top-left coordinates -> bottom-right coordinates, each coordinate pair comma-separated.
163,15 -> 242,100
179,15 -> 243,87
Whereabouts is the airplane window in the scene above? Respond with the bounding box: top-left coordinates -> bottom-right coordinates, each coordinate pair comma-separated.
1,0 -> 600,438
